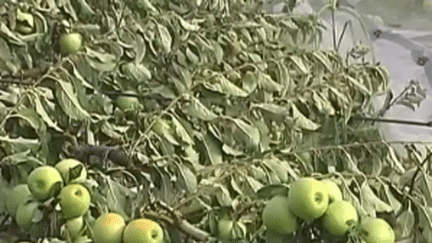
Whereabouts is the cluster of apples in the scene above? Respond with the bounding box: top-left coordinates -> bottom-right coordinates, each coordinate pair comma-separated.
5,158 -> 164,243
5,159 -> 90,239
262,177 -> 395,243
92,212 -> 164,243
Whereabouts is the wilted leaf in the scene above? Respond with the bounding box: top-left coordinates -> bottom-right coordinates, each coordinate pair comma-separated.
33,95 -> 63,132
121,62 -> 152,82
0,136 -> 40,153
204,75 -> 249,97
230,118 -> 260,148
177,15 -> 201,31
183,97 -> 218,121
361,181 -> 393,215
55,81 -> 91,121
241,71 -> 258,94
257,72 -> 283,93
169,114 -> 194,145
210,40 -> 223,64
198,133 -> 223,165
396,203 -> 415,237
156,23 -> 172,53
290,104 -> 320,130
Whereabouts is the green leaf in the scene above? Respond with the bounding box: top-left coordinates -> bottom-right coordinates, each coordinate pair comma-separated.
311,51 -> 333,72
33,95 -> 63,132
12,107 -> 43,132
177,164 -> 197,192
215,183 -> 232,207
346,76 -> 371,95
183,97 -> 218,121
252,103 -> 289,115
222,144 -> 244,156
230,118 -> 260,148
246,175 -> 264,193
100,121 -> 124,140
290,104 -> 320,130
241,71 -> 258,94
186,47 -> 200,64
360,181 -> 393,215
312,91 -> 335,115
156,23 -> 172,53
169,114 -> 194,145
210,40 -> 223,64
380,184 -> 402,212
137,0 -> 158,11
121,62 -> 152,82
257,72 -> 283,93
204,75 -> 248,97
152,119 -> 179,145
0,136 -> 40,153
198,133 -> 223,165
417,205 -> 432,242
177,16 -> 201,31
419,174 -> 432,207
172,62 -> 192,88
84,48 -> 117,72
396,203 -> 415,237
55,81 -> 91,121
288,55 -> 309,74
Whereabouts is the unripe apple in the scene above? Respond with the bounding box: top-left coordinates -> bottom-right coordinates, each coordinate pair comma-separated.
66,216 -> 84,239
359,217 -> 395,243
123,218 -> 164,243
115,92 -> 141,111
322,200 -> 358,236
59,32 -> 82,54
93,213 -> 126,243
6,184 -> 32,216
321,179 -> 343,203
218,218 -> 247,241
287,177 -> 329,221
15,201 -> 40,230
27,165 -> 64,201
55,158 -> 87,184
262,195 -> 298,234
58,184 -> 91,219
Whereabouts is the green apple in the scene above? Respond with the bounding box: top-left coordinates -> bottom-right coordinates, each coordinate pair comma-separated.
123,218 -> 164,243
6,184 -> 32,216
359,218 -> 395,243
27,165 -> 64,201
15,201 -> 40,230
287,177 -> 329,221
321,179 -> 343,203
93,213 -> 126,243
59,32 -> 82,54
115,92 -> 140,111
66,216 -> 84,239
218,218 -> 247,241
262,195 -> 298,234
322,200 -> 358,236
55,158 -> 87,184
58,184 -> 91,219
